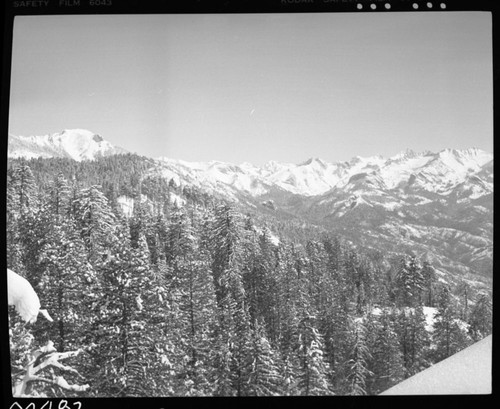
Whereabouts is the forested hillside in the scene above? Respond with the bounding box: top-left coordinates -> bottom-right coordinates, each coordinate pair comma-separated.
7,155 -> 492,397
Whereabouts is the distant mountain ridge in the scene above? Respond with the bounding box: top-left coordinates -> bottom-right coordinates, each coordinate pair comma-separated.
151,147 -> 493,286
154,147 -> 492,199
8,129 -> 128,162
8,129 -> 493,286
8,130 -> 491,198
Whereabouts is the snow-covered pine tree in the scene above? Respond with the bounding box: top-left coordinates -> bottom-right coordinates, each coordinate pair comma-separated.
240,215 -> 261,324
366,307 -> 404,394
209,204 -> 252,396
467,292 -> 492,342
90,224 -> 158,396
48,173 -> 71,220
454,281 -> 471,321
210,204 -> 243,307
316,241 -> 352,393
6,166 -> 32,272
405,305 -> 431,377
395,255 -> 424,307
346,318 -> 373,395
432,285 -> 472,363
72,185 -> 116,263
294,308 -> 333,396
165,207 -> 217,395
17,205 -> 54,296
249,227 -> 280,342
37,215 -> 93,353
342,248 -> 363,313
122,233 -> 162,396
305,241 -> 331,316
146,256 -> 184,396
8,164 -> 39,215
246,319 -> 284,396
420,261 -> 436,307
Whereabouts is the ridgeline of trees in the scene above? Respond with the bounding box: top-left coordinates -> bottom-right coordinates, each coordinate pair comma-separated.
7,157 -> 492,397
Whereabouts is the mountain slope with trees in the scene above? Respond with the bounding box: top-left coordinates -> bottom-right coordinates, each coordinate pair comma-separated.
7,154 -> 492,396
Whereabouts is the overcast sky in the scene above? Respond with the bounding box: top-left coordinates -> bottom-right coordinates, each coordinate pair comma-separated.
9,12 -> 492,165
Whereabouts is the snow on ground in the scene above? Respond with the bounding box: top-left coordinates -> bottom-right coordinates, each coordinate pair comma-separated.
422,306 -> 437,332
380,335 -> 492,395
169,192 -> 186,207
453,318 -> 470,333
253,226 -> 280,246
378,201 -> 402,211
117,194 -> 161,217
414,197 -> 433,205
268,231 -> 280,246
473,205 -> 490,214
117,196 -> 134,218
351,195 -> 372,208
369,306 -> 437,333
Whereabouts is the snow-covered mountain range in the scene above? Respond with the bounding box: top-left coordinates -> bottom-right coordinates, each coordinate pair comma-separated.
8,130 -> 493,286
8,129 -> 127,161
154,148 -> 493,199
152,147 -> 493,287
8,130 -> 492,201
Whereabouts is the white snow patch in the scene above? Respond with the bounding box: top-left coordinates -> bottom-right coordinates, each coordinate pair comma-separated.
423,306 -> 437,332
380,335 -> 491,395
169,192 -> 186,207
117,196 -> 134,218
8,269 -> 42,323
379,201 -> 401,211
268,231 -> 280,246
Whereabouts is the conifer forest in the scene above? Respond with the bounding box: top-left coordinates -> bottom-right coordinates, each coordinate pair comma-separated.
7,155 -> 492,397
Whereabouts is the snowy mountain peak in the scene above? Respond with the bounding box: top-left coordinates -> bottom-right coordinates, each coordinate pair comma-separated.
8,129 -> 128,162
150,147 -> 492,198
61,128 -> 95,137
263,160 -> 290,174
390,149 -> 422,162
299,157 -> 327,168
437,147 -> 491,164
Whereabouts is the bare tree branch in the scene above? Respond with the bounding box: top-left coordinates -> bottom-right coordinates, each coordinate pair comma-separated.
13,342 -> 90,397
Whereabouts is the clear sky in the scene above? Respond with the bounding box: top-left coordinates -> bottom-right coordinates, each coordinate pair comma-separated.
9,12 -> 492,165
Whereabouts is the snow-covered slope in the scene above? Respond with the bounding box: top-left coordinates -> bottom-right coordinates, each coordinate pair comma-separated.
153,148 -> 492,199
380,335 -> 492,395
8,129 -> 127,162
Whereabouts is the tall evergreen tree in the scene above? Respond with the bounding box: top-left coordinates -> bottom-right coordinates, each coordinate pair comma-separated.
209,204 -> 252,396
420,261 -> 436,307
294,312 -> 333,396
366,308 -> 404,394
37,216 -> 93,353
432,285 -> 472,363
395,256 -> 424,307
246,319 -> 283,396
72,185 -> 116,263
468,292 -> 492,342
90,226 -> 159,396
8,165 -> 39,215
405,305 -> 431,377
166,207 -> 217,395
346,318 -> 373,395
